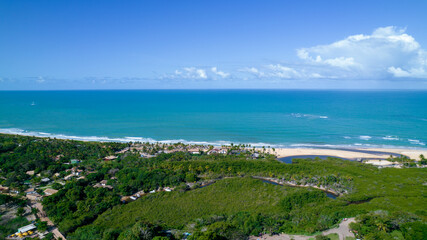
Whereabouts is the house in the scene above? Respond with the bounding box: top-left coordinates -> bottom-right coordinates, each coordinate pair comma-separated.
40,178 -> 50,183
208,148 -> 228,155
70,159 -> 80,164
130,196 -> 137,201
94,180 -> 113,189
219,148 -> 228,154
0,185 -> 9,193
26,192 -> 42,201
134,190 -> 145,196
44,188 -> 58,196
104,155 -> 117,161
207,149 -> 218,155
120,196 -> 130,203
18,224 -> 36,233
26,170 -> 35,176
149,190 -> 156,193
188,148 -> 201,154
252,153 -> 260,159
64,174 -> 75,180
25,188 -> 36,194
116,147 -> 130,154
164,187 -> 172,192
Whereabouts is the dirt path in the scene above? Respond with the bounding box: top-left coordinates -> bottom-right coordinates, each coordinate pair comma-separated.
31,202 -> 67,240
249,218 -> 355,240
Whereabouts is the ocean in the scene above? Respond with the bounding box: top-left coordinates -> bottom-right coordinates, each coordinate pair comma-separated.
0,90 -> 426,148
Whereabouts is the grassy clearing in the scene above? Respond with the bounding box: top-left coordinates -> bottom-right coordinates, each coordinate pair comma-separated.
93,177 -> 306,229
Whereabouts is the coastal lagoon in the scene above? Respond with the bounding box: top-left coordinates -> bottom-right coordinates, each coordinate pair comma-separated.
0,90 -> 426,148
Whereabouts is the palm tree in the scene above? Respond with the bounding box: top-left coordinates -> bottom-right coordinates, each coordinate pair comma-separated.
376,221 -> 387,232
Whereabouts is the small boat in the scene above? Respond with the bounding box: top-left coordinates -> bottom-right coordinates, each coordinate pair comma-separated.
31,101 -> 36,106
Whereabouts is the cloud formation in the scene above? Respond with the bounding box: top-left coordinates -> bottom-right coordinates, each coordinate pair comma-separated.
36,76 -> 46,83
169,67 -> 229,80
147,27 -> 427,85
174,67 -> 207,79
211,67 -> 230,78
297,26 -> 427,79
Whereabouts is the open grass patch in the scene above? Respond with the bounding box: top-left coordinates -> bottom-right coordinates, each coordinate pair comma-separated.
92,177 -> 304,230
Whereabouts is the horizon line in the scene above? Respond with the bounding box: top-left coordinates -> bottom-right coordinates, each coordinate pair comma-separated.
1,88 -> 427,92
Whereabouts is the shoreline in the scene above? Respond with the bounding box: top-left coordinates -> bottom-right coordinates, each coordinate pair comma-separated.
1,130 -> 426,160
265,147 -> 427,161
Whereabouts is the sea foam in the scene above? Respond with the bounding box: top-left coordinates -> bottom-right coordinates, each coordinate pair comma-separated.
0,128 -> 425,149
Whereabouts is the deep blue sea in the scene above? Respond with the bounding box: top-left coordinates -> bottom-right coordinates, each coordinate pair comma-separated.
0,90 -> 426,148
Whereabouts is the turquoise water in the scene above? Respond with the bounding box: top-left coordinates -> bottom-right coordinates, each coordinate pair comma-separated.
0,90 -> 426,148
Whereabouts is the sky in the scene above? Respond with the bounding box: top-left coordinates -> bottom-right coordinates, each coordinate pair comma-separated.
1,0 -> 427,90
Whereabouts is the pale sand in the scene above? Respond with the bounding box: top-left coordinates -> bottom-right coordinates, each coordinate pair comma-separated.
264,148 -> 427,161
364,148 -> 427,160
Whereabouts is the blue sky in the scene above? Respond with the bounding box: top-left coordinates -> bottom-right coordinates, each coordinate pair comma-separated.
1,0 -> 427,89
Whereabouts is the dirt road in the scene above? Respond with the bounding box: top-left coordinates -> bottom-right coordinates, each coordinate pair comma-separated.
249,218 -> 355,240
31,202 -> 67,240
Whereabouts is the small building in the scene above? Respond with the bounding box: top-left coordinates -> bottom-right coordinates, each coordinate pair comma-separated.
104,156 -> 117,161
64,174 -> 75,180
94,180 -> 112,189
0,185 -> 9,193
44,188 -> 59,196
40,178 -> 50,183
120,196 -> 130,203
25,188 -> 36,194
70,159 -> 80,164
18,224 -> 36,233
219,149 -> 228,154
26,192 -> 42,201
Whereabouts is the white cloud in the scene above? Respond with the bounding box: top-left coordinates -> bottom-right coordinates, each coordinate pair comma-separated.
173,67 -> 207,79
36,76 -> 46,83
168,66 -> 230,80
266,64 -> 300,78
211,67 -> 230,78
240,64 -> 324,80
297,26 -> 427,78
163,26 -> 426,84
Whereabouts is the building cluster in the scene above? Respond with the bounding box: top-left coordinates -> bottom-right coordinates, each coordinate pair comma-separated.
6,224 -> 37,240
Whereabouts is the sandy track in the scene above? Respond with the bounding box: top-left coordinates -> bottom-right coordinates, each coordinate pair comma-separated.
249,218 -> 355,240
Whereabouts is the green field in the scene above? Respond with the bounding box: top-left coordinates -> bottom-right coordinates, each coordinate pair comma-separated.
93,177 -> 298,229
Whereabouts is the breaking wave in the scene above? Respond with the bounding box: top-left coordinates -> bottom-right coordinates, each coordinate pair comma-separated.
0,128 -> 425,149
290,113 -> 328,119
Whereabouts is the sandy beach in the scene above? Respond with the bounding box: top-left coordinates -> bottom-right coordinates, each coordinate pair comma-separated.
265,147 -> 427,161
